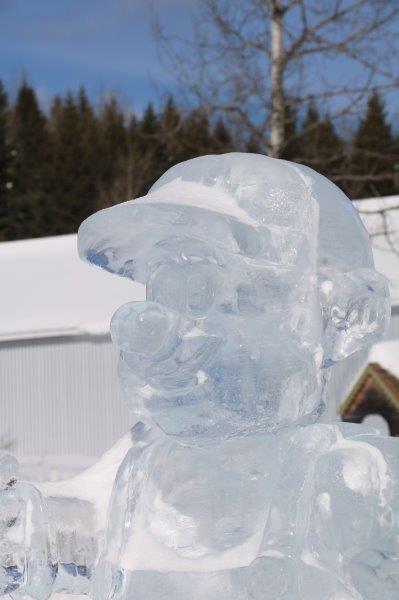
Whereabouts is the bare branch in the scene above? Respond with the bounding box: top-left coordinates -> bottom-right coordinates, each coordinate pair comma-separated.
153,0 -> 399,157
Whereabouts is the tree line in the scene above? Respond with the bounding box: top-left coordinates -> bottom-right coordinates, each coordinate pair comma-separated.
0,80 -> 398,241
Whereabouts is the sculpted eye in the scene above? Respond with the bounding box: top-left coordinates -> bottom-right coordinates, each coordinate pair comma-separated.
148,262 -> 221,316
148,264 -> 186,313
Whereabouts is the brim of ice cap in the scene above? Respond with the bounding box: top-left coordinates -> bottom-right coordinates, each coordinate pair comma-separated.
78,191 -> 261,284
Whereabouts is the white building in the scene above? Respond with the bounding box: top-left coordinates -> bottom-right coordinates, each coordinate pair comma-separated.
324,195 -> 399,420
1,197 -> 399,477
0,234 -> 144,478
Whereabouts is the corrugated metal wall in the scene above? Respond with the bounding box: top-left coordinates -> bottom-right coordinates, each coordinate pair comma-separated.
0,335 -> 133,459
324,308 -> 399,421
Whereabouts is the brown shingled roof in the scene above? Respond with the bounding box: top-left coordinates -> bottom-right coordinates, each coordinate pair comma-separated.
340,362 -> 399,436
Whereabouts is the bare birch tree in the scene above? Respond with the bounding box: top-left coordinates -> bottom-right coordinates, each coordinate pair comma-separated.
154,0 -> 399,158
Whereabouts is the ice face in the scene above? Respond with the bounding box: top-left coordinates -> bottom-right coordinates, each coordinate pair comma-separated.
79,153 -> 390,441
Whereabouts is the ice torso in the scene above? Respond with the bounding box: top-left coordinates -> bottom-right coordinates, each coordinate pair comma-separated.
113,432 -> 281,572
98,421 -> 399,600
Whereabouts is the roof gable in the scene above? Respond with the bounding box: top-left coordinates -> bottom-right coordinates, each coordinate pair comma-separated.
341,362 -> 399,436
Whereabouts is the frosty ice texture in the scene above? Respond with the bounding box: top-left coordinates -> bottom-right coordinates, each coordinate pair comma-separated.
1,153 -> 397,599
0,454 -> 55,598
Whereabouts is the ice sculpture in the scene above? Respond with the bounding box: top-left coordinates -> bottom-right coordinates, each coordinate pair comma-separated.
1,153 -> 398,599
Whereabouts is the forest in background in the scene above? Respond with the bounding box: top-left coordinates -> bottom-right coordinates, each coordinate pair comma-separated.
0,80 -> 398,241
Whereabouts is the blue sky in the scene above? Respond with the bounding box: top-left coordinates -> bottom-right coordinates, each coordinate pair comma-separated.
1,0 -> 397,124
0,0 -> 195,113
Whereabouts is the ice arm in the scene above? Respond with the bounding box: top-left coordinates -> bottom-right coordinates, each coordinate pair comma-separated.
0,424 -> 154,598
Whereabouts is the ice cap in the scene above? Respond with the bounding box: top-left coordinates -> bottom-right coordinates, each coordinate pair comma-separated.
78,153 -> 374,284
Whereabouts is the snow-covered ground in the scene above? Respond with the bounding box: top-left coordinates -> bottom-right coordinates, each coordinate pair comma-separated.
18,455 -> 96,481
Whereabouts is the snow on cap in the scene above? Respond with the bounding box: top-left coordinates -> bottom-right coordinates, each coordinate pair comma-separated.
78,153 -> 374,284
135,178 -> 258,228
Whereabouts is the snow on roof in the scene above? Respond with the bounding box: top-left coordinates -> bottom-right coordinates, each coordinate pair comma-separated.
354,195 -> 399,306
0,234 -> 145,342
368,340 -> 399,381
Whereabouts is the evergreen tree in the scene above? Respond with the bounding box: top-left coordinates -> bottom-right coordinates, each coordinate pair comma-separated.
245,133 -> 262,154
181,108 -> 213,158
49,89 -> 103,232
7,82 -> 51,239
394,134 -> 399,194
2,79 -> 396,242
0,82 -> 11,240
100,97 -> 127,160
298,103 -> 344,181
77,87 -> 101,212
98,96 -> 128,205
159,96 -> 183,170
127,112 -> 138,143
124,112 -> 142,199
211,118 -> 233,154
351,91 -> 395,198
140,102 -> 159,148
51,92 -> 88,232
133,102 -> 163,195
280,100 -> 301,161
49,95 -> 63,127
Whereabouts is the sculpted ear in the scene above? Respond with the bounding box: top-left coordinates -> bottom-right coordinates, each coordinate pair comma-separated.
321,268 -> 390,365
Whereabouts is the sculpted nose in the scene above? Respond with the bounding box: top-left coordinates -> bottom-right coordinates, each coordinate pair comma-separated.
110,301 -> 181,360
